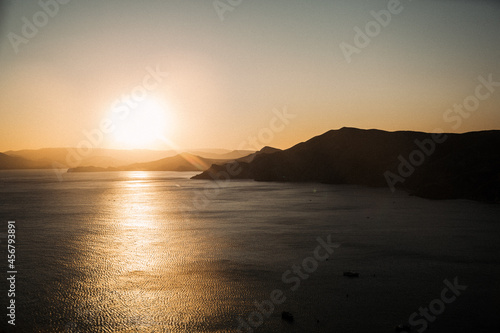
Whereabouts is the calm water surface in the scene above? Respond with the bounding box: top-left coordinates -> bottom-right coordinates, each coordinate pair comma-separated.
0,170 -> 499,332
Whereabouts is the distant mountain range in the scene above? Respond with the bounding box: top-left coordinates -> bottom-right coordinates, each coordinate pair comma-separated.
193,128 -> 500,202
3,128 -> 499,202
0,148 -> 254,170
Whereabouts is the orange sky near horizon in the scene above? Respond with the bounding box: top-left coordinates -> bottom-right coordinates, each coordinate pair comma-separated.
1,0 -> 499,152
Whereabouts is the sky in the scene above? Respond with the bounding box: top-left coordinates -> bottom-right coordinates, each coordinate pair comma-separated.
1,0 -> 499,152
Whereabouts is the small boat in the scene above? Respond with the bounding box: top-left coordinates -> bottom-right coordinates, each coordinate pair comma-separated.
395,324 -> 411,332
343,271 -> 359,277
281,311 -> 294,322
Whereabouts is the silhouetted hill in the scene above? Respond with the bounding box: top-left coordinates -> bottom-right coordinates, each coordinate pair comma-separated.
122,153 -> 225,171
236,146 -> 282,163
68,153 -> 227,172
0,153 -> 49,169
187,149 -> 254,160
192,128 -> 500,202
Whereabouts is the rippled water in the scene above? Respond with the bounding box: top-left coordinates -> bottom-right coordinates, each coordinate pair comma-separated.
0,170 -> 499,332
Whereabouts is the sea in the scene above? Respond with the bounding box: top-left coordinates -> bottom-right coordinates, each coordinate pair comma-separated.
0,170 -> 499,332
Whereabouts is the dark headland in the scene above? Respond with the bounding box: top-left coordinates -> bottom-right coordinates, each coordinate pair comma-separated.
192,127 -> 500,203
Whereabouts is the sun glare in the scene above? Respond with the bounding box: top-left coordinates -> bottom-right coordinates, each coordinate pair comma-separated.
111,97 -> 170,149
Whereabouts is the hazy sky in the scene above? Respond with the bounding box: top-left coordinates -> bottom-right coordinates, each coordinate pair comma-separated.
1,0 -> 499,151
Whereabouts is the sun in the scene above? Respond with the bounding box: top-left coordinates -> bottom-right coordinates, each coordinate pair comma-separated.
110,97 -> 170,149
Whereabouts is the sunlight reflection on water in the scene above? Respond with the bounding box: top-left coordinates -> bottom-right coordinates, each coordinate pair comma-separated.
60,171 -> 247,332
